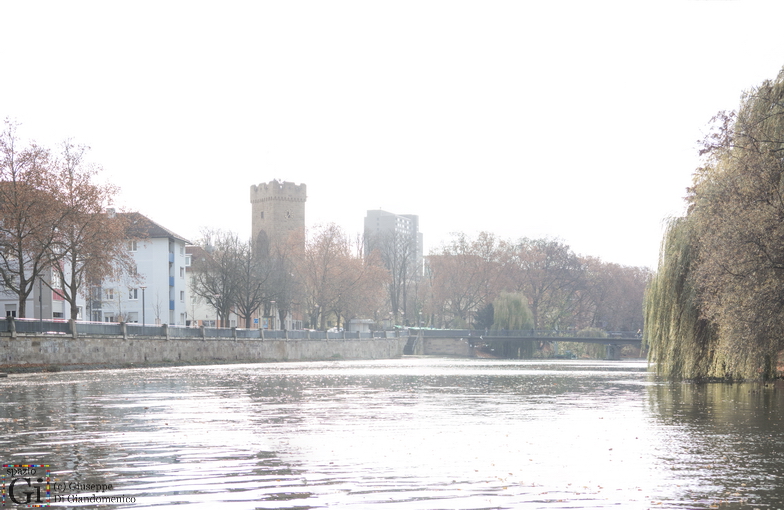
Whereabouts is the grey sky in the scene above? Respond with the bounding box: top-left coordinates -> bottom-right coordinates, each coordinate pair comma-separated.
3,1 -> 784,268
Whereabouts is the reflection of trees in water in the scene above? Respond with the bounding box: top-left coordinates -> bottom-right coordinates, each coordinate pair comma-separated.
646,381 -> 784,506
648,381 -> 784,426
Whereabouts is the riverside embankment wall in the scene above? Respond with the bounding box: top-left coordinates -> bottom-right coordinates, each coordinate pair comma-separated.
0,335 -> 408,371
422,336 -> 473,356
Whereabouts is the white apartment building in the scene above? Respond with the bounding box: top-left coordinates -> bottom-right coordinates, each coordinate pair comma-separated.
0,213 -> 190,325
89,213 -> 190,325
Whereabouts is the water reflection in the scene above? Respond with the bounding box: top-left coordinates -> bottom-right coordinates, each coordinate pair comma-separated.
0,359 -> 782,508
646,381 -> 784,508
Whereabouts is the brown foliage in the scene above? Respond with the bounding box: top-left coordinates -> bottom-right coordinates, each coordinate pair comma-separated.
364,227 -> 418,324
292,224 -> 387,329
683,69 -> 784,378
503,237 -> 585,330
0,120 -> 63,317
422,233 -> 646,332
48,141 -> 133,319
426,232 -> 506,328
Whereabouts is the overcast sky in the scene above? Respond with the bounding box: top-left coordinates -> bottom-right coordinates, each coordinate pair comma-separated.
2,1 -> 783,269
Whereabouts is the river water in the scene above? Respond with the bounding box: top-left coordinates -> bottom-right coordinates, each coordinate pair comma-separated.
1,358 -> 783,509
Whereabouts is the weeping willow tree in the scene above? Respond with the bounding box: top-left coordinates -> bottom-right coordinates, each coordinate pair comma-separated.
646,66 -> 784,380
644,217 -> 718,379
492,292 -> 533,331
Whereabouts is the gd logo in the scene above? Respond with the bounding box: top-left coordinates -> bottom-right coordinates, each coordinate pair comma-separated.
8,477 -> 47,505
2,465 -> 50,507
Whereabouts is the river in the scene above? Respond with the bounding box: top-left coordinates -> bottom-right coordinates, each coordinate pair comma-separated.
1,358 -> 782,509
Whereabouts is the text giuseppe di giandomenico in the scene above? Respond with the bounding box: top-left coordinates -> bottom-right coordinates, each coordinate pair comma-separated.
2,464 -> 137,507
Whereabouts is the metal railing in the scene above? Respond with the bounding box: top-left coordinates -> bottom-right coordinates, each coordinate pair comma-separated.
409,328 -> 641,339
0,318 -> 408,341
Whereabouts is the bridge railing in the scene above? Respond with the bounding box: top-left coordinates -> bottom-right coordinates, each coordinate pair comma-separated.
410,328 -> 640,339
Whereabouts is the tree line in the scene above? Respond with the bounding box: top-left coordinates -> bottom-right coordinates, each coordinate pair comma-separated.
190,227 -> 649,334
2,118 -> 648,333
644,66 -> 784,380
424,233 -> 648,332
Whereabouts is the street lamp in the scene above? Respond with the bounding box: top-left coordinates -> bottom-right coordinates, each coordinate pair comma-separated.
140,286 -> 146,327
39,276 -> 43,329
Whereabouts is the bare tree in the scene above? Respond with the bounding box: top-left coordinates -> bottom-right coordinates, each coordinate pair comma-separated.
45,141 -> 134,319
266,235 -> 304,330
581,257 -> 649,331
190,229 -> 240,327
505,238 -> 585,330
234,238 -> 275,329
427,232 -> 506,328
0,119 -> 63,317
293,224 -> 386,330
365,227 -> 417,324
292,224 -> 345,329
331,237 -> 387,329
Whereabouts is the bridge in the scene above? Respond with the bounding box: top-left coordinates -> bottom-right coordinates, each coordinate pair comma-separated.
406,329 -> 643,360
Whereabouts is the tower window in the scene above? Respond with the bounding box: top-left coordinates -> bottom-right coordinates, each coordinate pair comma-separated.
260,211 -> 264,219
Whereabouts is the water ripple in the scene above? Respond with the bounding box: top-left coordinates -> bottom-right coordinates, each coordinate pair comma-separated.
1,359 -> 782,508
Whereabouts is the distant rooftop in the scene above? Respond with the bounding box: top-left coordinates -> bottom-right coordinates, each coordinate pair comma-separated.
122,212 -> 191,244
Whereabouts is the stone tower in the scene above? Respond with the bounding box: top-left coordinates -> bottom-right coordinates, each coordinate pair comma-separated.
250,180 -> 307,251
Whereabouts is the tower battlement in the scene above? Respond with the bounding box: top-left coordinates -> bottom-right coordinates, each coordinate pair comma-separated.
250,180 -> 307,203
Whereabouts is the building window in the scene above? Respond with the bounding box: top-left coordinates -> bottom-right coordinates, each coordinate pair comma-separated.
180,290 -> 185,301
104,288 -> 114,300
129,288 -> 139,300
185,255 -> 191,267
180,267 -> 185,278
128,240 -> 138,252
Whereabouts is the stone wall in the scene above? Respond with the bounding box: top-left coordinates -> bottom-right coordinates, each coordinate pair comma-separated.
0,335 -> 407,371
422,336 -> 473,357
